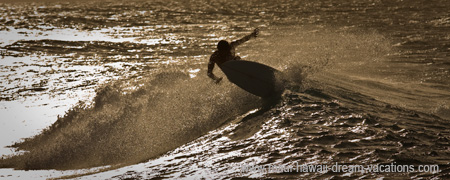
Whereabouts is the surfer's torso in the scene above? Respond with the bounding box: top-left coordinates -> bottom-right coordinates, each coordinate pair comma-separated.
207,35 -> 252,73
209,48 -> 238,66
207,29 -> 259,82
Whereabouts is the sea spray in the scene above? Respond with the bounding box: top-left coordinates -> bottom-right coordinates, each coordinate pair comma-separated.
0,69 -> 261,170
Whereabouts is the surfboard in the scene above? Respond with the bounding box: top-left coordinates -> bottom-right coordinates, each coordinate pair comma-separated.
219,60 -> 279,97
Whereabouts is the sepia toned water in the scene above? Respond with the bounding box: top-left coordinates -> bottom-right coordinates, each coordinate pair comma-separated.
0,0 -> 449,179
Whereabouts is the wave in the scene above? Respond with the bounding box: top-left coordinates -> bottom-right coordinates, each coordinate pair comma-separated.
2,26 -> 448,172
78,83 -> 450,179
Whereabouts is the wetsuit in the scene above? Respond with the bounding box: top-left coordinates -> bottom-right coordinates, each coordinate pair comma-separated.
207,33 -> 256,81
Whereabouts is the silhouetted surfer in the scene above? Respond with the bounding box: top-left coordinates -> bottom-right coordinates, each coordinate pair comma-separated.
207,28 -> 259,83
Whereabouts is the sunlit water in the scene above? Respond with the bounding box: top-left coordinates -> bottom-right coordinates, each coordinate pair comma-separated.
0,0 -> 449,179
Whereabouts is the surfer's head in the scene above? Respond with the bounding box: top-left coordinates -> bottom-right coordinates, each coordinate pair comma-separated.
217,40 -> 231,51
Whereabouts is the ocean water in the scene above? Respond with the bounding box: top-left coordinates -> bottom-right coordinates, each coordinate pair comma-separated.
0,0 -> 449,179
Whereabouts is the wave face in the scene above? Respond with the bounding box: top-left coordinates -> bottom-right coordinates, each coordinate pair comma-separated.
84,89 -> 449,179
0,0 -> 449,179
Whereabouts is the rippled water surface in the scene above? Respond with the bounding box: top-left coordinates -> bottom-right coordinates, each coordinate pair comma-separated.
0,0 -> 449,179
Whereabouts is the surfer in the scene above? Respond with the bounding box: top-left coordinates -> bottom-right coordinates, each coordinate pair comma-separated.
207,28 -> 259,83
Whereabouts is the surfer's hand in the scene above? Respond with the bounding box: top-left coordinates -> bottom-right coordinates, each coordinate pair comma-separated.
252,28 -> 259,37
214,77 -> 223,84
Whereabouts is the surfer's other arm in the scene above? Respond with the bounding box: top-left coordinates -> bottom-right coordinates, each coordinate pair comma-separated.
230,28 -> 259,48
207,60 -> 222,83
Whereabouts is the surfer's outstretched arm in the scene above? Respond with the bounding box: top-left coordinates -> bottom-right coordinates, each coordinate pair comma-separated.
230,28 -> 259,48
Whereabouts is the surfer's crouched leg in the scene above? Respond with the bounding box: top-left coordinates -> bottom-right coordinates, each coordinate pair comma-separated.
262,93 -> 282,110
241,93 -> 281,122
